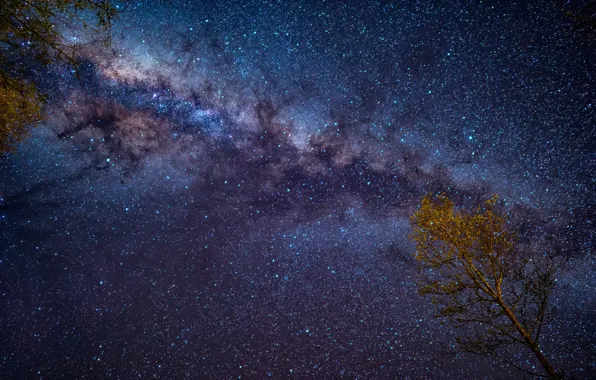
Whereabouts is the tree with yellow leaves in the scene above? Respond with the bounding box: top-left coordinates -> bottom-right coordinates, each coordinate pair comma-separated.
0,0 -> 118,153
0,73 -> 42,153
410,194 -> 562,379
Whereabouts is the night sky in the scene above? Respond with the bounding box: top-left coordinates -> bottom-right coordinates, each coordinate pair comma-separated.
1,0 -> 595,378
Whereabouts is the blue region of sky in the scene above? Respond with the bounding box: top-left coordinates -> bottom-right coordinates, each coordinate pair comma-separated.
0,0 -> 594,378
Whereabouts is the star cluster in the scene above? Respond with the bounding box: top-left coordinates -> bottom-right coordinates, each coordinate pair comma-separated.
0,0 -> 594,378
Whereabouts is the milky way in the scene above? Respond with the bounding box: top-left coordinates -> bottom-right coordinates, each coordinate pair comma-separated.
0,1 -> 594,378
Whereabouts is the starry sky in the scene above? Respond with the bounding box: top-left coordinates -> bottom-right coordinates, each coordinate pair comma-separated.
0,0 -> 595,378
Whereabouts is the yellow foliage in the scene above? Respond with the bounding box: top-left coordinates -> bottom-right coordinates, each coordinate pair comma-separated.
410,194 -> 514,299
0,0 -> 118,153
0,75 -> 42,154
409,194 -> 561,379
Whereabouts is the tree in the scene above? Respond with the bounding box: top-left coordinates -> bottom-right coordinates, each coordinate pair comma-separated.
410,194 -> 562,379
0,73 -> 42,153
0,0 -> 118,153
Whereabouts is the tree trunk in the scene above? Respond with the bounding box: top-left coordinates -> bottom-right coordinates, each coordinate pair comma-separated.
500,303 -> 559,379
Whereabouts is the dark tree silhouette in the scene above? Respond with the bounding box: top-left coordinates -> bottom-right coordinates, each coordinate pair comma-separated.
410,194 -> 562,379
0,0 -> 118,153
